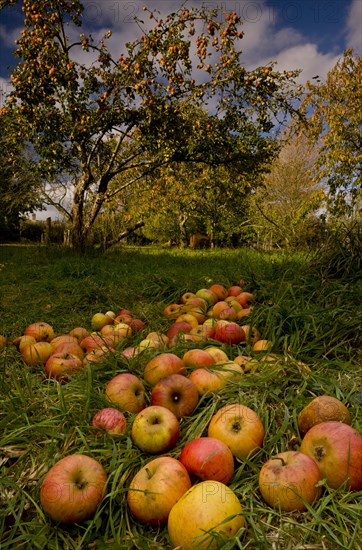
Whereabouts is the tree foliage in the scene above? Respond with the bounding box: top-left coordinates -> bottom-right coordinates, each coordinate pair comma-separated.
1,0 -> 302,250
303,49 -> 362,215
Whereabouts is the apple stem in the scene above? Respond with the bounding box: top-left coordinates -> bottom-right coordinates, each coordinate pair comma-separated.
273,457 -> 286,466
145,467 -> 152,480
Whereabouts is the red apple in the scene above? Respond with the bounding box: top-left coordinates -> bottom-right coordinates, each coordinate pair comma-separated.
182,348 -> 215,369
227,285 -> 243,297
127,456 -> 191,526
297,395 -> 351,435
143,353 -> 186,386
208,403 -> 265,459
163,303 -> 182,319
259,451 -> 321,511
92,407 -> 127,436
52,341 -> 85,360
208,283 -> 228,301
50,334 -> 78,350
131,405 -> 180,454
234,292 -> 254,307
105,373 -> 146,413
211,300 -> 230,318
214,321 -> 246,344
68,326 -> 89,342
24,322 -> 55,342
45,352 -> 84,379
40,454 -> 107,524
188,368 -> 226,395
83,347 -> 111,367
150,374 -> 199,418
180,291 -> 196,304
299,421 -> 362,490
180,437 -> 234,484
166,321 -> 192,340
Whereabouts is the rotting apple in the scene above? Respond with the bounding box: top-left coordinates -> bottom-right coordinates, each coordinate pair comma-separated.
40,454 -> 107,524
127,456 -> 191,526
258,451 -> 321,511
24,322 -> 55,342
131,405 -> 180,454
297,395 -> 351,436
22,341 -> 53,366
45,352 -> 83,380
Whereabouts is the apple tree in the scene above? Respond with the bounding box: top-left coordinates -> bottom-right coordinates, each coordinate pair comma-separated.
303,49 -> 361,215
1,0 -> 302,251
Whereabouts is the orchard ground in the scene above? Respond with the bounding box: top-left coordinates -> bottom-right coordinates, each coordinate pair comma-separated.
0,244 -> 361,549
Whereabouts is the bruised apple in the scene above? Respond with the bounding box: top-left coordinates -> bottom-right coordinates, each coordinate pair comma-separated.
45,352 -> 83,379
150,374 -> 199,418
24,322 -> 55,342
297,395 -> 351,435
258,451 -> 321,511
92,408 -> 127,436
105,373 -> 146,413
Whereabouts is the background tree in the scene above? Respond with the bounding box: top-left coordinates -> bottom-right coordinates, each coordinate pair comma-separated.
0,111 -> 43,241
303,49 -> 361,216
249,128 -> 325,250
1,0 -> 302,251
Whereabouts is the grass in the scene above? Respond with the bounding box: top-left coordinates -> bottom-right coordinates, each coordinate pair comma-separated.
0,244 -> 361,549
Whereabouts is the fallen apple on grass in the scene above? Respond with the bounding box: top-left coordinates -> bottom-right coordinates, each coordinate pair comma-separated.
189,367 -> 226,396
92,407 -> 127,436
24,322 -> 55,342
179,437 -> 235,484
150,374 -> 199,418
168,480 -> 244,549
0,335 -> 7,350
40,454 -> 107,524
143,352 -> 186,386
45,351 -> 84,380
127,456 -> 191,526
22,341 -> 54,366
297,395 -> 351,435
258,451 -> 321,511
208,403 -> 265,459
105,373 -> 146,413
131,405 -> 180,454
299,421 -> 362,491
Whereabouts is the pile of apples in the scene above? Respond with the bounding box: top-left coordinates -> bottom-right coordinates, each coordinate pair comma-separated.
2,281 -> 362,549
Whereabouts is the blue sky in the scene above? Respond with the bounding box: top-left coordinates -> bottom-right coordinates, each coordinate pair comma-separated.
0,0 -> 361,219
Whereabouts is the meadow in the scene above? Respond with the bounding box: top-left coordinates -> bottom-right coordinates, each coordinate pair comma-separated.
0,244 -> 361,549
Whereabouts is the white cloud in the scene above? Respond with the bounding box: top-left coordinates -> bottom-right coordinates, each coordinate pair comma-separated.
345,0 -> 362,53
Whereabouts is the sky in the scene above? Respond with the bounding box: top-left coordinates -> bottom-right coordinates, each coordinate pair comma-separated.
0,0 -> 361,219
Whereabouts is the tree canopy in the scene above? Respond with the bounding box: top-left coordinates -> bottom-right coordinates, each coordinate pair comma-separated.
303,49 -> 362,216
1,0 -> 303,250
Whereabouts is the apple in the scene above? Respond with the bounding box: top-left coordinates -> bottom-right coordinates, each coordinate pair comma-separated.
183,296 -> 208,311
175,313 -> 199,328
91,312 -> 114,331
259,451 -> 321,511
180,291 -> 196,304
182,348 -> 215,369
150,374 -> 199,418
24,322 -> 55,342
128,318 -> 146,332
166,321 -> 192,340
22,341 -> 53,366
195,288 -> 218,307
204,346 -> 229,363
180,437 -> 234,484
163,303 -> 182,318
211,300 -> 230,318
131,405 -> 180,454
215,360 -> 244,381
208,403 -> 265,459
234,292 -> 254,307
145,331 -> 169,347
80,334 -> 114,353
218,307 -> 238,322
107,322 -> 132,338
299,421 -> 362,491
189,325 -> 211,341
105,310 -> 116,319
105,373 -> 146,413
189,368 -> 226,395
297,395 -> 351,435
127,456 -> 191,526
233,355 -> 252,369
236,307 -> 252,320
208,283 -> 228,301
17,335 -> 37,353
121,346 -> 140,359
182,305 -> 206,324
0,335 -> 7,350
214,321 -> 246,344
168,480 -> 244,549
40,454 -> 107,524
252,339 -> 273,351
92,407 -> 127,436
52,341 -> 85,360
227,285 -> 243,297
143,352 -> 186,386
83,347 -> 110,367
240,325 -> 261,345
50,334 -> 78,350
45,352 -> 84,379
68,327 -> 89,342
